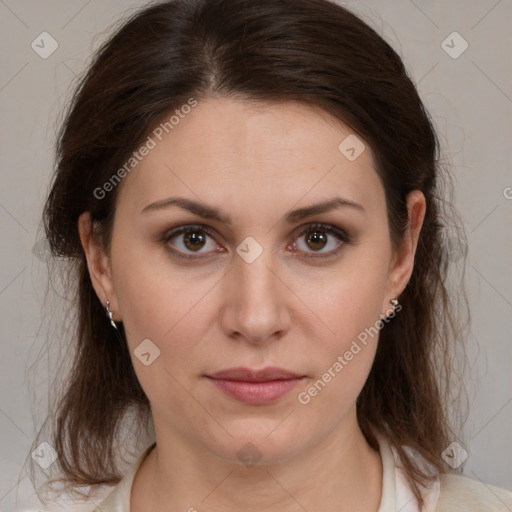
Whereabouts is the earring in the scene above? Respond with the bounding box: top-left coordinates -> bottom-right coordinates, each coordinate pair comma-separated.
105,300 -> 118,330
386,297 -> 400,319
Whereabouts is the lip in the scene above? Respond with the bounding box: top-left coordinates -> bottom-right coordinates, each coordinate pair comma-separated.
206,367 -> 305,405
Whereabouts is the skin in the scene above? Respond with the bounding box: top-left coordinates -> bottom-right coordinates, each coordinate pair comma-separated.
79,97 -> 426,512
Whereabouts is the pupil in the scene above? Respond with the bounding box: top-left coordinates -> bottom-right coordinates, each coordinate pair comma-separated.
184,231 -> 205,251
308,231 -> 326,250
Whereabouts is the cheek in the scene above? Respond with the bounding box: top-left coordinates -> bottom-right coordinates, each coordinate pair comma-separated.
295,250 -> 390,401
116,269 -> 210,353
112,258 -> 213,422
314,252 -> 391,343
111,241 -> 212,369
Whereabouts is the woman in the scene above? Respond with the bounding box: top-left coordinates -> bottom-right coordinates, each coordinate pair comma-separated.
27,0 -> 512,510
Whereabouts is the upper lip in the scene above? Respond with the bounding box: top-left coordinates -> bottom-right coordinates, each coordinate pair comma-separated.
207,367 -> 304,382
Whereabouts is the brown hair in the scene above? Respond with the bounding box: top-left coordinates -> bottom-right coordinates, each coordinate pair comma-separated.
30,0 -> 469,509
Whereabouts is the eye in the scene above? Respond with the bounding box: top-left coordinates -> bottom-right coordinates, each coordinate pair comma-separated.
162,222 -> 350,260
162,225 -> 223,260
291,223 -> 350,259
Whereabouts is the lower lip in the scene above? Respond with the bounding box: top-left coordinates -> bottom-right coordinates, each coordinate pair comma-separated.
207,377 -> 303,405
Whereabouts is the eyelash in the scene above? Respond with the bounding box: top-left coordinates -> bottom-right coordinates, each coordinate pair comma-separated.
161,222 -> 350,261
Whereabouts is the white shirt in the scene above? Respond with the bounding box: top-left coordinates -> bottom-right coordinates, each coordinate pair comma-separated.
14,431 -> 512,511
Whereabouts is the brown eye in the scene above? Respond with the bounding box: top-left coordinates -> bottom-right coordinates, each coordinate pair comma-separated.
293,223 -> 350,258
304,230 -> 328,251
182,230 -> 207,251
163,225 -> 221,259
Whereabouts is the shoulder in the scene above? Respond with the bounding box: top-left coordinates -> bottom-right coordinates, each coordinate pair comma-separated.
6,486 -> 116,512
7,497 -> 112,512
438,473 -> 512,511
13,442 -> 157,512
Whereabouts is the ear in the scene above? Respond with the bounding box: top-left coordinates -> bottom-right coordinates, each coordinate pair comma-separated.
78,212 -> 121,322
382,190 -> 426,313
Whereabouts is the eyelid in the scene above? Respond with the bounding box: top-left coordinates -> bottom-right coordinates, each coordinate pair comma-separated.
161,222 -> 350,260
291,222 -> 349,259
161,224 -> 222,260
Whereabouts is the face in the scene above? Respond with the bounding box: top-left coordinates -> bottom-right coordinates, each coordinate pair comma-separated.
80,97 -> 423,465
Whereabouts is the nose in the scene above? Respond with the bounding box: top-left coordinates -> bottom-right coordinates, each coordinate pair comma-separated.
219,246 -> 292,345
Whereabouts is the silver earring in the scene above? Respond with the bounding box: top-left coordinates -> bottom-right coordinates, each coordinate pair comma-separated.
386,297 -> 400,319
105,300 -> 118,330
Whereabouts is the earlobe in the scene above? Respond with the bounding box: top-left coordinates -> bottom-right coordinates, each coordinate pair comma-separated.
77,212 -> 120,321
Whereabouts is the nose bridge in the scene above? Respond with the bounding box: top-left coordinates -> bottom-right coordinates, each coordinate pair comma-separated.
221,238 -> 290,342
237,245 -> 277,301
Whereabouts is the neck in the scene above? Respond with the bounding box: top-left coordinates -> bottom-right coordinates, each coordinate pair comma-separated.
131,409 -> 383,512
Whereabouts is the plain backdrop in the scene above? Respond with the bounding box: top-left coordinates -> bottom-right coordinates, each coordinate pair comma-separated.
1,0 -> 511,510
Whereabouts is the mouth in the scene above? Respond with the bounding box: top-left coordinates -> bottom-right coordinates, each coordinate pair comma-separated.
205,367 -> 305,405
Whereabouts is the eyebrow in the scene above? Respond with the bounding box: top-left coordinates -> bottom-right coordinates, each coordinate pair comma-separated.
141,196 -> 365,225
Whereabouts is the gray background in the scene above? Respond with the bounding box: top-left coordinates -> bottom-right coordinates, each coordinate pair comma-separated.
1,0 -> 511,510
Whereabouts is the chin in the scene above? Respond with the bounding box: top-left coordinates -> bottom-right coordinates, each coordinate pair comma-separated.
201,418 -> 312,467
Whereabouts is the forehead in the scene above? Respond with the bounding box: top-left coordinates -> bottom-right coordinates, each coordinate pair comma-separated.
115,97 -> 383,218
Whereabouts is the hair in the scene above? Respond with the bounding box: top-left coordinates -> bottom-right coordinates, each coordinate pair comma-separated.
29,0 -> 470,509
